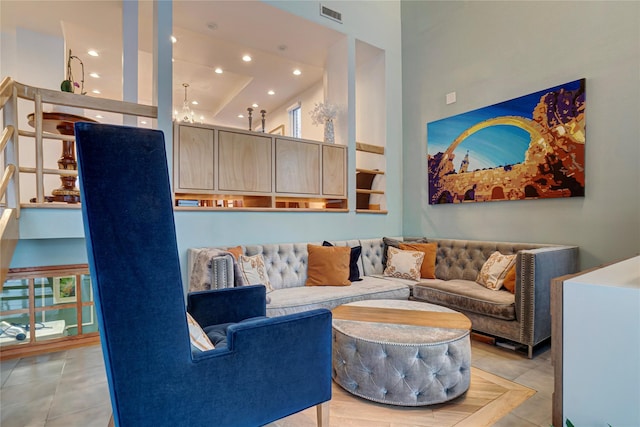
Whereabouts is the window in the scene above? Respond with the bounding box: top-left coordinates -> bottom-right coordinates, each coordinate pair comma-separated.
288,102 -> 301,138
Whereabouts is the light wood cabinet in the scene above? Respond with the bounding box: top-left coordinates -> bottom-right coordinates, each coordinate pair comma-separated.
175,126 -> 214,192
323,145 -> 346,196
173,123 -> 347,211
275,138 -> 319,194
218,131 -> 271,193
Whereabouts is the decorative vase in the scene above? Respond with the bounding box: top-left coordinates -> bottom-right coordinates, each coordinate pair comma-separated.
324,118 -> 335,144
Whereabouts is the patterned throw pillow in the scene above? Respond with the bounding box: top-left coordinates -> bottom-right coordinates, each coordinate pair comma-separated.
238,254 -> 273,292
186,312 -> 215,352
383,247 -> 425,281
399,242 -> 437,279
476,251 -> 517,290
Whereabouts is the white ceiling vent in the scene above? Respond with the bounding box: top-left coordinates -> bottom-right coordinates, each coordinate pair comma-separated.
320,4 -> 342,24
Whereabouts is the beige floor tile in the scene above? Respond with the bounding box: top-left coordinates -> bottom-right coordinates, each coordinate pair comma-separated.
510,392 -> 552,426
44,403 -> 112,427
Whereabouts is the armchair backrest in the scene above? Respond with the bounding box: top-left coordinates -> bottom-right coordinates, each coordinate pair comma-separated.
75,123 -> 191,424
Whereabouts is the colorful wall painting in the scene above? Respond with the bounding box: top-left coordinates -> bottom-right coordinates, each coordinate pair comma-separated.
427,79 -> 585,204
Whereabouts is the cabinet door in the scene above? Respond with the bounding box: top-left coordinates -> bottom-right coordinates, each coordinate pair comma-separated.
276,139 -> 320,194
322,145 -> 346,196
218,131 -> 272,192
176,126 -> 214,191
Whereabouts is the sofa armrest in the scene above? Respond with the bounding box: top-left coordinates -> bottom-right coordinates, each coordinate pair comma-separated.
188,249 -> 235,292
516,246 -> 579,346
187,285 -> 266,326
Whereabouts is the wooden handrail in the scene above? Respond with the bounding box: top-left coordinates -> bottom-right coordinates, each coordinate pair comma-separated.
0,164 -> 16,200
13,81 -> 157,118
0,125 -> 14,153
0,77 -> 14,110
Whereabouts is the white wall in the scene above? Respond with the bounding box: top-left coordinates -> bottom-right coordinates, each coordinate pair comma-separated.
401,1 -> 640,269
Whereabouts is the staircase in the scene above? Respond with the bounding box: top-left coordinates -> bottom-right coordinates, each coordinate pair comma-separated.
0,77 -> 19,287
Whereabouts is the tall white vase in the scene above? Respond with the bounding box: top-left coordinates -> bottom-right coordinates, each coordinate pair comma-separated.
324,119 -> 334,144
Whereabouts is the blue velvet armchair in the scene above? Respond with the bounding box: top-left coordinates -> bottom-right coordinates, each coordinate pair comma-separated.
75,123 -> 332,427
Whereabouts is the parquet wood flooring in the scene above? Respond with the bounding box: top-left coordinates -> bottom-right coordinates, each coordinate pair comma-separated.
269,368 -> 535,427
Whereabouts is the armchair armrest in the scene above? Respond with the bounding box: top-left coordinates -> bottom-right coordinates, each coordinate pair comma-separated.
190,308 -> 333,426
187,285 -> 266,327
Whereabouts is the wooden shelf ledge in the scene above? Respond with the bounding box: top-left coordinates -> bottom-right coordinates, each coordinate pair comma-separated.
356,168 -> 384,175
356,189 -> 385,195
356,142 -> 385,155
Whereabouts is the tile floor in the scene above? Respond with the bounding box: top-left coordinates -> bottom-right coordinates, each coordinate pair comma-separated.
0,340 -> 553,427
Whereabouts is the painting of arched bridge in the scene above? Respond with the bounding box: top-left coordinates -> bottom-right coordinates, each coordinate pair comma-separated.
427,79 -> 585,204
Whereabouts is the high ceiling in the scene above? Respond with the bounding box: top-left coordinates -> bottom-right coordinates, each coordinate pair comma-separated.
1,1 -> 344,128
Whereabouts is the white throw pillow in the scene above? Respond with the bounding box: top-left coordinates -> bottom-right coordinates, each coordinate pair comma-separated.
476,251 -> 517,290
186,312 -> 214,352
238,254 -> 273,292
383,246 -> 425,281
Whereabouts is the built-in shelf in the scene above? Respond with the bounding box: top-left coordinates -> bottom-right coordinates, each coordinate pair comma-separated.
355,142 -> 386,213
173,122 -> 348,212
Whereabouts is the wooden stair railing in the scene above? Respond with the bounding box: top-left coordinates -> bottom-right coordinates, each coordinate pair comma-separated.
0,77 -> 157,288
0,77 -> 19,288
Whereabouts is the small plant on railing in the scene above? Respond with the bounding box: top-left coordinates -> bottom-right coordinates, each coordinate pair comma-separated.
60,49 -> 86,95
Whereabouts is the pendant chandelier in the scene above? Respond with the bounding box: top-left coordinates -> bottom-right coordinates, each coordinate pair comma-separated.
180,83 -> 194,123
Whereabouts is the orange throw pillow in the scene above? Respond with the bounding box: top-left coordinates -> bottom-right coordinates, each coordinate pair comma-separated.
399,242 -> 437,279
305,244 -> 351,286
226,245 -> 243,260
502,264 -> 516,293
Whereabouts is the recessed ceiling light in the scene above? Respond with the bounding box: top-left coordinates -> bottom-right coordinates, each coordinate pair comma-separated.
200,115 -> 205,120
95,114 -> 103,119
267,90 -> 275,95
242,55 -> 252,62
214,67 -> 223,74
293,69 -> 301,76
238,114 -> 244,118
140,120 -> 147,125
191,101 -> 198,105
170,35 -> 177,43
92,89 -> 101,94
87,50 -> 99,57
89,72 -> 100,78
172,58 -> 175,63
252,103 -> 258,108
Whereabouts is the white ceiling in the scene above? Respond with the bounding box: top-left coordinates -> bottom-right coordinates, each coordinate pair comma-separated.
1,0 -> 345,128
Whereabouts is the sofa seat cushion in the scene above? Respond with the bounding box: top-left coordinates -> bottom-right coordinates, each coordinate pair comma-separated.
266,276 -> 410,317
203,316 -> 267,349
412,279 -> 516,321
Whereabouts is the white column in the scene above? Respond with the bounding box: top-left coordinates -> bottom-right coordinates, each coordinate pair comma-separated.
122,0 -> 138,126
153,0 -> 173,182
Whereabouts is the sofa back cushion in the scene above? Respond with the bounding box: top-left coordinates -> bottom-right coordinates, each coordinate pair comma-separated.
242,240 -> 362,290
427,238 -> 552,281
358,238 -> 386,276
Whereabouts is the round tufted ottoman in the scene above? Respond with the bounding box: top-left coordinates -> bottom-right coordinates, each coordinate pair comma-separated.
331,299 -> 472,406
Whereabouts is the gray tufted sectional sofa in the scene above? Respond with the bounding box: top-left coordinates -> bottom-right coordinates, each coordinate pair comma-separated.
187,237 -> 578,357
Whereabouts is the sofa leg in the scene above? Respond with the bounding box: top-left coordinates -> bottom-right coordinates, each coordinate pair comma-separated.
316,401 -> 330,427
528,345 -> 533,359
